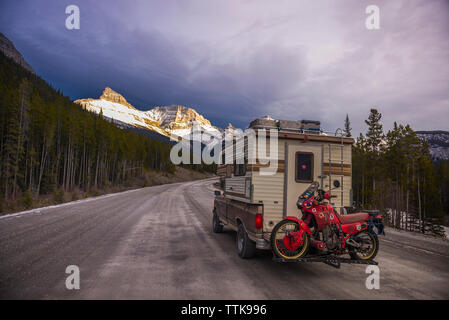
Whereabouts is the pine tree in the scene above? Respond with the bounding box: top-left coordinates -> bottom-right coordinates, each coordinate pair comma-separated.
352,133 -> 367,207
0,51 -> 180,210
352,110 -> 445,234
344,114 -> 352,137
365,108 -> 384,154
363,109 -> 384,203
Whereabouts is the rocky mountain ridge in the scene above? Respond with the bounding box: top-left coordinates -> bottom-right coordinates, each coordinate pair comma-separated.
0,32 -> 34,74
75,88 -> 224,141
417,131 -> 449,161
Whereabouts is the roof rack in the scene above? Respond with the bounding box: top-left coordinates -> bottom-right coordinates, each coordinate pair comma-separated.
248,118 -> 352,138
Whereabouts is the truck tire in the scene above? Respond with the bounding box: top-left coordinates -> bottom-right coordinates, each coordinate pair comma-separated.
237,223 -> 256,259
212,210 -> 223,233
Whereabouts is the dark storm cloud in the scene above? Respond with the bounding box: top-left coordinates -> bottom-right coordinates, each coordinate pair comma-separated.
1,0 -> 448,132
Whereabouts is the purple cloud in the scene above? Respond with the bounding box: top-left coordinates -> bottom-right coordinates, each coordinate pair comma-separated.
1,0 -> 448,133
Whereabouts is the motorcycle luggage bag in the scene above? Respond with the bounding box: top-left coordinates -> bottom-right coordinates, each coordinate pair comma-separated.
361,210 -> 382,217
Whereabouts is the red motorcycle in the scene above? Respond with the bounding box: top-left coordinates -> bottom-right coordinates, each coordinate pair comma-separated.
271,180 -> 384,261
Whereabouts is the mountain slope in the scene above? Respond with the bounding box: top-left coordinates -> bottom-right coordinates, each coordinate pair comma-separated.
75,88 -> 223,141
75,88 -> 169,137
416,131 -> 449,161
0,48 -> 179,208
0,33 -> 34,74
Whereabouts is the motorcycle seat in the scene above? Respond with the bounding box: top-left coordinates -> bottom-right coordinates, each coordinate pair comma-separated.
336,212 -> 369,225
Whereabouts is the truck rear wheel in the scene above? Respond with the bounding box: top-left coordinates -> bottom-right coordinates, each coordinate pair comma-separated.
237,223 -> 256,259
212,210 -> 223,233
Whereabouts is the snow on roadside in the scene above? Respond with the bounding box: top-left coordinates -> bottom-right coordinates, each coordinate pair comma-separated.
443,226 -> 449,239
0,187 -> 146,220
385,208 -> 448,239
0,175 -> 216,221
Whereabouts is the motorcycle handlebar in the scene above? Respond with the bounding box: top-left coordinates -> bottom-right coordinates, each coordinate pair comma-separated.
297,188 -> 336,208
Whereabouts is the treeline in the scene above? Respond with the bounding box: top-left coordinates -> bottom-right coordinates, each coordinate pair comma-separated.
348,109 -> 445,230
0,52 -> 175,210
436,161 -> 449,217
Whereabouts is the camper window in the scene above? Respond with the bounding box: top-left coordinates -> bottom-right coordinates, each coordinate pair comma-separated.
234,160 -> 246,176
295,152 -> 314,183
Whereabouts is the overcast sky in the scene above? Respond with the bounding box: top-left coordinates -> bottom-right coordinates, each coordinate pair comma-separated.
1,0 -> 448,134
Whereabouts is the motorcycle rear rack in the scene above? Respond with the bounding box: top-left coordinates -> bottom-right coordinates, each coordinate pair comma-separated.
272,255 -> 378,269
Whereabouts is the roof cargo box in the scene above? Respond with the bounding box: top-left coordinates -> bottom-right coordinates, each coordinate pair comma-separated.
278,120 -> 302,132
301,119 -> 321,130
249,118 -> 277,130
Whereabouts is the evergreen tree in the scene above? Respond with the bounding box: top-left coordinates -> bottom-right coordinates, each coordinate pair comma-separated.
352,108 -> 445,233
344,114 -> 352,137
0,51 -> 178,207
365,108 -> 384,154
363,109 -> 384,203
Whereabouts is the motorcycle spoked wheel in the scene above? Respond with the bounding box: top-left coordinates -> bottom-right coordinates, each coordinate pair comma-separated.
349,231 -> 379,260
270,220 -> 310,259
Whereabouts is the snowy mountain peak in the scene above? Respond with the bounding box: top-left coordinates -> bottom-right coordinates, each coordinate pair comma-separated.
147,105 -> 213,130
226,123 -> 236,130
75,89 -> 222,141
100,87 -> 135,109
417,130 -> 449,161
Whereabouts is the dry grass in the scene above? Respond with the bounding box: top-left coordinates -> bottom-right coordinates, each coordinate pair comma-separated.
0,167 -> 215,215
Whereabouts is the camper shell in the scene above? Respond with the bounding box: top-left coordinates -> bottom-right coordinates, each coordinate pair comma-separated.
213,118 -> 354,255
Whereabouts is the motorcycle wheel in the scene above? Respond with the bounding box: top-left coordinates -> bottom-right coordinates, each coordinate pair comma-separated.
270,220 -> 309,260
349,231 -> 379,260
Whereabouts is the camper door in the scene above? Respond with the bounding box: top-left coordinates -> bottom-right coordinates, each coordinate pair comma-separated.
284,143 -> 322,217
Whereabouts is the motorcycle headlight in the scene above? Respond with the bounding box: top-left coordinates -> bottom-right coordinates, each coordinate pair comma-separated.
297,198 -> 305,209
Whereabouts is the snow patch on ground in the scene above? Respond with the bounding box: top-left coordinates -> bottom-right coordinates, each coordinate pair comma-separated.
443,226 -> 449,239
0,187 -> 146,221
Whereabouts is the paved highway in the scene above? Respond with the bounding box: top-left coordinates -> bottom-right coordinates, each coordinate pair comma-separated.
1,179 -> 448,299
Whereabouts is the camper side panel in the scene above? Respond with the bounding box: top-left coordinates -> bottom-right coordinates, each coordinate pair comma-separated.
252,139 -> 286,231
322,143 -> 352,208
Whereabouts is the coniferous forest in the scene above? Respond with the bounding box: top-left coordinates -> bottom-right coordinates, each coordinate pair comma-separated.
1,48 -> 448,233
349,109 -> 448,234
0,52 -> 176,212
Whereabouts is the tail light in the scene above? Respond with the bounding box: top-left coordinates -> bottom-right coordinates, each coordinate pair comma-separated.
255,213 -> 263,229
